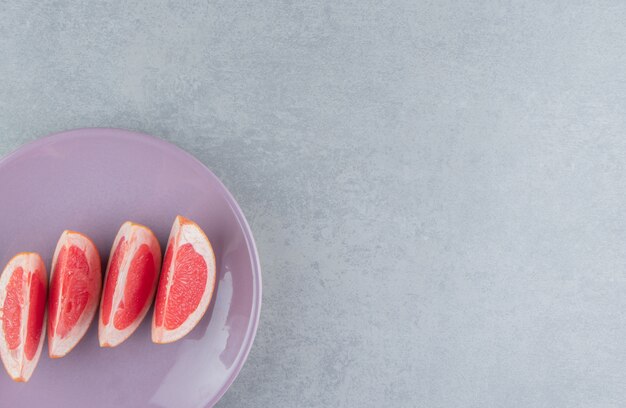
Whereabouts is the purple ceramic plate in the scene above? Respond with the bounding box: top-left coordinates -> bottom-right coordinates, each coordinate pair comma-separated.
0,128 -> 262,407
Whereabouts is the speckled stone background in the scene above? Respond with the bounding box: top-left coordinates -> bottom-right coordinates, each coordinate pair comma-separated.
2,1 -> 626,407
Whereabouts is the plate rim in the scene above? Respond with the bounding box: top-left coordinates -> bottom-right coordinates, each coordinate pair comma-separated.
0,127 -> 263,408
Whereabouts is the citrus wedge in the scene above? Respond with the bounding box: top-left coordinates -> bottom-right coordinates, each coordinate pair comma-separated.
0,253 -> 47,382
48,231 -> 101,358
152,215 -> 216,344
99,222 -> 161,347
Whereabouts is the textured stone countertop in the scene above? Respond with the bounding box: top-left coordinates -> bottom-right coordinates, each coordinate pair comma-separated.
2,2 -> 626,407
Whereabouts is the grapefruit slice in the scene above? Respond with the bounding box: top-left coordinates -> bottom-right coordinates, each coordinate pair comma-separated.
152,215 -> 216,344
0,253 -> 47,382
48,231 -> 102,358
99,222 -> 161,347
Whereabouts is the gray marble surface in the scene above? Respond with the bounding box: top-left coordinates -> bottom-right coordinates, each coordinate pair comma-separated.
2,1 -> 626,407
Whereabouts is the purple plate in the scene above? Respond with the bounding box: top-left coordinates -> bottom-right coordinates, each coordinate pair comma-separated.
0,128 -> 262,407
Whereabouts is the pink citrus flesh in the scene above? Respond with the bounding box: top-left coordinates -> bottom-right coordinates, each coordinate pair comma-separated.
152,215 -> 216,344
0,253 -> 47,382
48,231 -> 102,358
99,222 -> 162,347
